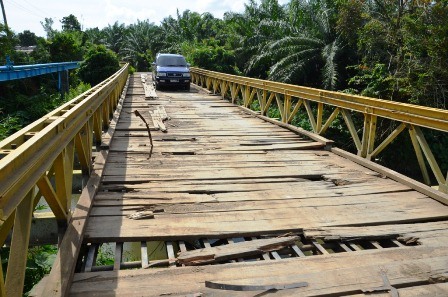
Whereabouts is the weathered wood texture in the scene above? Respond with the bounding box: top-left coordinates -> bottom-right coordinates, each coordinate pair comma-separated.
68,74 -> 448,296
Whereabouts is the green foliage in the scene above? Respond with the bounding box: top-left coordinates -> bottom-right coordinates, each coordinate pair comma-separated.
17,30 -> 39,46
128,65 -> 136,74
95,244 -> 115,266
65,82 -> 92,100
1,245 -> 57,295
40,17 -> 56,39
120,20 -> 158,69
0,23 -> 14,60
0,115 -> 22,140
61,14 -> 82,32
348,64 -> 395,99
78,45 -> 120,86
184,40 -> 237,74
48,32 -> 83,62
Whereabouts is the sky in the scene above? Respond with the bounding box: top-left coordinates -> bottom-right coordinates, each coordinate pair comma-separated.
3,0 -> 290,37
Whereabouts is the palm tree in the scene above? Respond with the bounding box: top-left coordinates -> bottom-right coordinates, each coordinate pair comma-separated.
102,22 -> 127,54
252,1 -> 343,90
225,0 -> 288,78
120,20 -> 160,70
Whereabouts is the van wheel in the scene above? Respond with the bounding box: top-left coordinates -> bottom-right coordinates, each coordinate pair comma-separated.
185,84 -> 190,91
155,83 -> 160,91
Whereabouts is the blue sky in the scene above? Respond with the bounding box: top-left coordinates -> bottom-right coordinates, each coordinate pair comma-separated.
3,0 -> 290,37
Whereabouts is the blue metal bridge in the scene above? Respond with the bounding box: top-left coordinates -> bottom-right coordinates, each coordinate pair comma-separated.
0,61 -> 80,89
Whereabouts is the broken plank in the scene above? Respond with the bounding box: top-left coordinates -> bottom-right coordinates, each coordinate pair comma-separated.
70,245 -> 448,296
177,236 -> 299,265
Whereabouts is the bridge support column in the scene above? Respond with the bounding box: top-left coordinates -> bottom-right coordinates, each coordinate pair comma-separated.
58,71 -> 62,91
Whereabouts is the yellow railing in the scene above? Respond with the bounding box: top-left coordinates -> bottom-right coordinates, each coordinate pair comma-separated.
0,64 -> 129,296
191,67 -> 448,194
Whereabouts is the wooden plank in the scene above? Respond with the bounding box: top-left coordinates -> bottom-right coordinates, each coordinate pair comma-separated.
239,106 -> 334,147
150,111 -> 166,132
331,147 -> 448,205
166,241 -> 176,267
352,283 -> 448,297
84,198 -> 448,241
47,75 -> 448,296
291,244 -> 306,257
70,245 -> 448,296
338,243 -> 352,253
143,84 -> 158,99
89,191 -> 428,217
311,241 -> 329,255
304,221 -> 448,244
177,236 -> 299,265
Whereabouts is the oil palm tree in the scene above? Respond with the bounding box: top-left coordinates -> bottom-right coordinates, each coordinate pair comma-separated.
250,1 -> 343,90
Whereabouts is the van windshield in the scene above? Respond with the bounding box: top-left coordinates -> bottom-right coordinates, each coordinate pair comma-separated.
157,56 -> 187,67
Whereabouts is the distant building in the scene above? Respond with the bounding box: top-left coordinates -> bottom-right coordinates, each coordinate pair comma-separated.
14,46 -> 36,54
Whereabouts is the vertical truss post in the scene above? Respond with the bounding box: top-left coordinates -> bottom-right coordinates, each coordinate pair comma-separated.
206,77 -> 212,90
359,113 -> 371,157
359,112 -> 376,158
5,188 -> 35,297
242,85 -> 249,107
283,94 -> 291,123
93,109 -> 103,144
220,81 -> 228,99
366,115 -> 377,160
102,98 -> 110,129
316,102 -> 323,133
259,90 -> 266,115
213,79 -> 219,94
54,140 -> 75,215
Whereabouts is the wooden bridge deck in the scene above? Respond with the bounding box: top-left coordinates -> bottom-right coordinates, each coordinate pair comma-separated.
58,74 -> 448,296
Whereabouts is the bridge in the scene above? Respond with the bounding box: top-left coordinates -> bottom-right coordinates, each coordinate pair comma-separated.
0,61 -> 80,90
1,64 -> 448,296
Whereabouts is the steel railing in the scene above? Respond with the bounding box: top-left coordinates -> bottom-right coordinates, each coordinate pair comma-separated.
0,64 -> 129,296
190,67 -> 448,194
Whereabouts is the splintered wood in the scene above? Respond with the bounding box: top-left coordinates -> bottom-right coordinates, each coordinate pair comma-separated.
141,74 -> 158,99
69,73 -> 448,296
177,236 -> 299,265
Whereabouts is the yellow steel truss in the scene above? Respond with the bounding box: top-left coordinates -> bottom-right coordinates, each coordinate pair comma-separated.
0,64 -> 129,297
